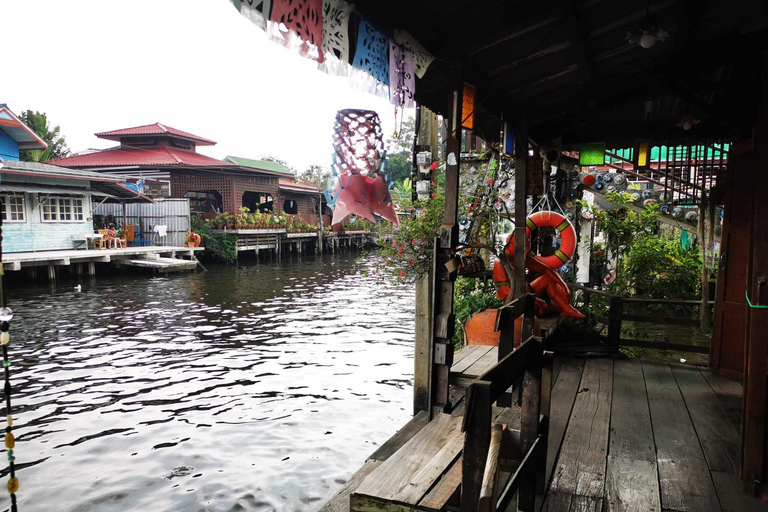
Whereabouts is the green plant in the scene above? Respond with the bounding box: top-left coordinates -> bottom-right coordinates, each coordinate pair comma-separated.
452,277 -> 502,348
192,215 -> 237,263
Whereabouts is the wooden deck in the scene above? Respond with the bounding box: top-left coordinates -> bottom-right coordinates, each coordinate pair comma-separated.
320,358 -> 765,512
449,316 -> 564,387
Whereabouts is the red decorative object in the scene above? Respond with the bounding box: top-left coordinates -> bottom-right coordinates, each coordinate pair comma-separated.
582,173 -> 596,186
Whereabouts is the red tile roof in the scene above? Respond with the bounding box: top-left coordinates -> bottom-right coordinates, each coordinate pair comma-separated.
279,177 -> 320,193
95,123 -> 216,146
50,146 -> 232,168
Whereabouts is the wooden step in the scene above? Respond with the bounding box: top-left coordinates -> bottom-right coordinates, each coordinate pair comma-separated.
351,413 -> 464,512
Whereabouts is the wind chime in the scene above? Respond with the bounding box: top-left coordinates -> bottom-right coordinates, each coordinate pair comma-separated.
0,212 -> 19,511
324,109 -> 399,225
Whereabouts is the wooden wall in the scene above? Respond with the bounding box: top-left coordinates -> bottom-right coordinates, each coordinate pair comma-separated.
740,52 -> 768,500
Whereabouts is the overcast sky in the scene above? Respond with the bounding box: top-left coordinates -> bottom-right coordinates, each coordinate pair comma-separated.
0,0 -> 409,171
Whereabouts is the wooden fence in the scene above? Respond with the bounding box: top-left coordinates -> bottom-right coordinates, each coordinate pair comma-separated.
571,283 -> 714,355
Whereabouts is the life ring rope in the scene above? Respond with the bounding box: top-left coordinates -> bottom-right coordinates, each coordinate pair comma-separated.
520,210 -> 577,269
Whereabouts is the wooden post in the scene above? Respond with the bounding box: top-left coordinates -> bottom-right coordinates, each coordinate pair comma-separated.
462,381 -> 492,512
699,177 -> 711,331
429,67 -> 463,417
538,350 -> 554,494
519,346 -> 542,512
607,295 -> 623,346
414,270 -> 433,414
47,264 -> 56,281
514,123 -> 528,298
87,262 -> 96,276
414,103 -> 438,415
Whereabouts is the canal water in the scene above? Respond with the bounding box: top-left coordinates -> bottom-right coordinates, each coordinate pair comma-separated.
3,254 -> 414,512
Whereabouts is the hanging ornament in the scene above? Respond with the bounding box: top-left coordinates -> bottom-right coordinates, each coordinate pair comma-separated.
0,214 -> 18,511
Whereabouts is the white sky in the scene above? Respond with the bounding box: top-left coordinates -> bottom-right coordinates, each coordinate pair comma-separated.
0,0 -> 410,171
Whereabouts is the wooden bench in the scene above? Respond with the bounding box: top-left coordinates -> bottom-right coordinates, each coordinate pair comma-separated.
350,294 -> 552,512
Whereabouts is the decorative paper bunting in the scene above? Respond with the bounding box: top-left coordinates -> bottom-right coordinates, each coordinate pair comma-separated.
351,20 -> 390,97
389,42 -> 415,108
269,0 -> 324,62
232,0 -> 272,31
393,29 -> 435,79
319,0 -> 353,74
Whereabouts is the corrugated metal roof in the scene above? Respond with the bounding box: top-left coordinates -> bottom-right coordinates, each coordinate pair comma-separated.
95,123 -> 216,146
50,147 -> 232,168
224,156 -> 294,174
0,183 -> 118,198
279,177 -> 320,193
0,158 -> 132,182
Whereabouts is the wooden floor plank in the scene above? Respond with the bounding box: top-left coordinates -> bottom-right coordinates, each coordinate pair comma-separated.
700,369 -> 743,433
671,364 -> 741,473
712,470 -> 768,512
643,362 -> 721,512
462,346 -> 499,378
418,456 -> 462,511
319,460 -> 382,512
452,344 -> 478,365
369,410 -> 430,462
353,413 -> 463,506
541,493 -> 602,512
605,455 -> 661,512
542,491 -> 573,512
451,345 -> 493,374
609,360 -> 656,462
549,358 -> 613,498
546,358 -> 585,484
321,412 -> 431,512
570,496 -> 603,511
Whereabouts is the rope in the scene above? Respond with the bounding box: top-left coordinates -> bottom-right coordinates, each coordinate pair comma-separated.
746,290 -> 768,309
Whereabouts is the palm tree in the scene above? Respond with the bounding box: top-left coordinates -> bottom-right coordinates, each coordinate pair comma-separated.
19,110 -> 71,162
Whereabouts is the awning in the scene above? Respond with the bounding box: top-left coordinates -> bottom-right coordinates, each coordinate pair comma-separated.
0,183 -> 118,198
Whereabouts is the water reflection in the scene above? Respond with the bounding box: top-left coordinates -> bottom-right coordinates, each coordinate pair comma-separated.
4,254 -> 414,511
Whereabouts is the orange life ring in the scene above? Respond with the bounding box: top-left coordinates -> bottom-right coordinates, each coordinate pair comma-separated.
523,211 -> 576,269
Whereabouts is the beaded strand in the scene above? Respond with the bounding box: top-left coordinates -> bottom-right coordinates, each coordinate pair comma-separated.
0,208 -> 18,511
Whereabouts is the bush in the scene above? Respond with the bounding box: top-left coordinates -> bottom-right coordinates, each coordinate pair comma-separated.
191,215 -> 237,263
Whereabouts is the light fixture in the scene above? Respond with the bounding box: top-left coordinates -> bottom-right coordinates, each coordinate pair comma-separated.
626,0 -> 669,49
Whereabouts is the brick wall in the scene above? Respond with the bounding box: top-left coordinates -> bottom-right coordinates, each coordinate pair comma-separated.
170,170 -> 280,213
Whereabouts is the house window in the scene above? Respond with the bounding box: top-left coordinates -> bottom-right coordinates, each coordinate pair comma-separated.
41,196 -> 85,222
283,199 -> 298,214
0,195 -> 25,222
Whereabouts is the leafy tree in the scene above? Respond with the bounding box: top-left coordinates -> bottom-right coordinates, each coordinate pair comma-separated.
300,164 -> 330,188
19,110 -> 71,162
385,116 -> 415,184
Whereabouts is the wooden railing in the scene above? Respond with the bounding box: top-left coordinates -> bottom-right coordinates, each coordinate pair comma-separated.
462,294 -> 552,512
571,283 -> 714,354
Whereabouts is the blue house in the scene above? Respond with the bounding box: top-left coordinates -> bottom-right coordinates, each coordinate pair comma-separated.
0,105 -> 146,253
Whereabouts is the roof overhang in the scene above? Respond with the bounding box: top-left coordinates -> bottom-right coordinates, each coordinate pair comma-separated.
279,184 -> 321,194
0,107 -> 48,150
0,183 -> 117,198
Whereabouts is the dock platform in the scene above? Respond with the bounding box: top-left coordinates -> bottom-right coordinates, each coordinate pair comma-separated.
3,246 -> 203,277
320,358 -> 756,512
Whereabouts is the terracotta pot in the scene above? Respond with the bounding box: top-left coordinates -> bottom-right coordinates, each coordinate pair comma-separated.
187,242 -> 195,247
463,309 -> 501,346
